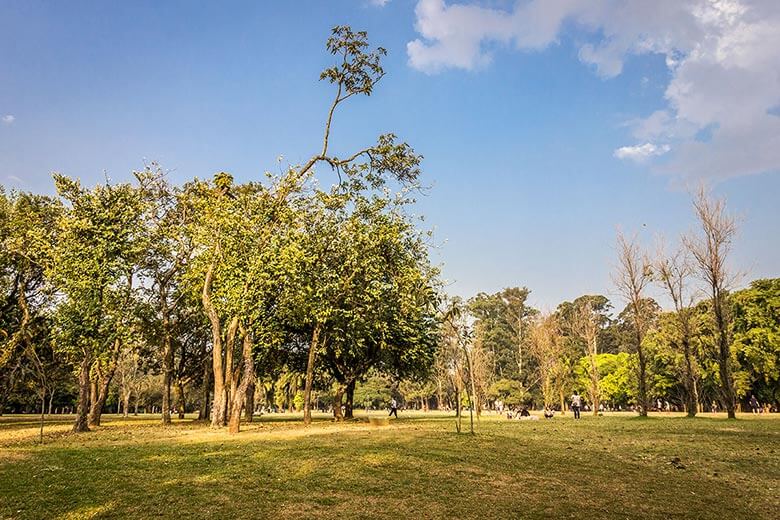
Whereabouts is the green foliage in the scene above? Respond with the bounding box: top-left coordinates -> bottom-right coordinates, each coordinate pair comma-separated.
575,353 -> 637,407
487,378 -> 528,406
732,279 -> 780,404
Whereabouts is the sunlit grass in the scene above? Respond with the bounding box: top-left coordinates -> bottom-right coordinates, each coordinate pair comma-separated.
1,412 -> 778,519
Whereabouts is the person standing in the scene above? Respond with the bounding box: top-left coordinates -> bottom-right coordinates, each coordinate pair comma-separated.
570,391 -> 582,420
389,398 -> 398,418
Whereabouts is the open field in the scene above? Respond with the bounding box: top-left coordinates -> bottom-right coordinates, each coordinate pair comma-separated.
1,412 -> 778,519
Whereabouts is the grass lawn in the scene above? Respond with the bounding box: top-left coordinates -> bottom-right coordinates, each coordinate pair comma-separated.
1,411 -> 778,519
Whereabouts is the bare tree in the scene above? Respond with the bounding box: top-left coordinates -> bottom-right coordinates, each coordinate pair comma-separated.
570,299 -> 601,416
654,241 -> 700,417
683,187 -> 739,418
613,231 -> 654,417
528,313 -> 565,410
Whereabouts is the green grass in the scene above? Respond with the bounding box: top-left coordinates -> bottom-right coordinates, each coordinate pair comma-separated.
1,411 -> 778,519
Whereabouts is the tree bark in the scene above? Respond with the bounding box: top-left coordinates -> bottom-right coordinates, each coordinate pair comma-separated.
199,340 -> 211,421
161,317 -> 173,425
202,259 -> 226,428
175,380 -> 186,419
245,379 -> 255,422
587,336 -> 600,416
344,380 -> 355,419
88,339 -> 121,427
682,336 -> 698,417
332,384 -> 345,421
72,355 -> 91,432
227,329 -> 254,434
303,325 -> 320,425
636,332 -> 649,417
713,295 -> 737,419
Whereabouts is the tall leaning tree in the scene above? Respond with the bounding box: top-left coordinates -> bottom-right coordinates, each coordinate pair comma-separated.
683,187 -> 739,419
613,232 -> 653,417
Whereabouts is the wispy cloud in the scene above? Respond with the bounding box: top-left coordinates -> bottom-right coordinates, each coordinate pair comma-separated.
369,0 -> 390,7
1,114 -> 15,125
614,143 -> 671,162
406,0 -> 780,181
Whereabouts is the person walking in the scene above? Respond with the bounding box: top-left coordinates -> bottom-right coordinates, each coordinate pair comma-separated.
749,394 -> 760,414
570,391 -> 582,420
389,398 -> 398,418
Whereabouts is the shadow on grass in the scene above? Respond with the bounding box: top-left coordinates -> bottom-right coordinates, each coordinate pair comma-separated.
2,415 -> 778,519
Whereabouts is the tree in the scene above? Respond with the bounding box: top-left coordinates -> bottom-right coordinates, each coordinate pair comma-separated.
558,295 -> 612,415
683,187 -> 739,418
732,279 -> 780,409
528,313 -> 566,409
654,243 -> 700,416
0,190 -> 63,429
469,288 -> 537,384
50,175 -> 145,432
136,164 -> 197,425
613,231 -> 654,416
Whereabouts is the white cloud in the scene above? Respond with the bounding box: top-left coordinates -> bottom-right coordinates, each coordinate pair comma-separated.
407,0 -> 780,181
614,143 -> 671,161
370,0 -> 391,7
1,115 -> 15,125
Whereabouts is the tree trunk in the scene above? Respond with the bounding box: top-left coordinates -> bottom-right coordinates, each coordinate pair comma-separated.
48,390 -> 55,417
303,325 -> 320,425
344,380 -> 356,419
89,340 -> 120,427
245,379 -> 255,422
72,355 -> 91,432
636,338 -> 648,417
455,383 -> 462,433
161,320 -> 173,425
199,341 -> 211,421
175,380 -> 186,419
123,391 -> 130,418
39,391 -> 45,444
202,259 -> 227,428
713,296 -> 736,419
227,330 -> 254,434
587,340 -> 600,416
332,384 -> 345,421
88,373 -> 112,427
682,337 -> 698,417
559,386 -> 565,415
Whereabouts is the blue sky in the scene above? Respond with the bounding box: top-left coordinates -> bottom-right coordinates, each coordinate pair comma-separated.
1,0 -> 778,310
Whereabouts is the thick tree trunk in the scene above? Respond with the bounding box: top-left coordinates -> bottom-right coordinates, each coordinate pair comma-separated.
72,355 -> 91,432
227,330 -> 254,434
303,325 -> 320,425
88,372 -> 112,427
332,384 -> 345,421
344,380 -> 355,419
202,260 -> 227,428
88,340 -> 120,427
